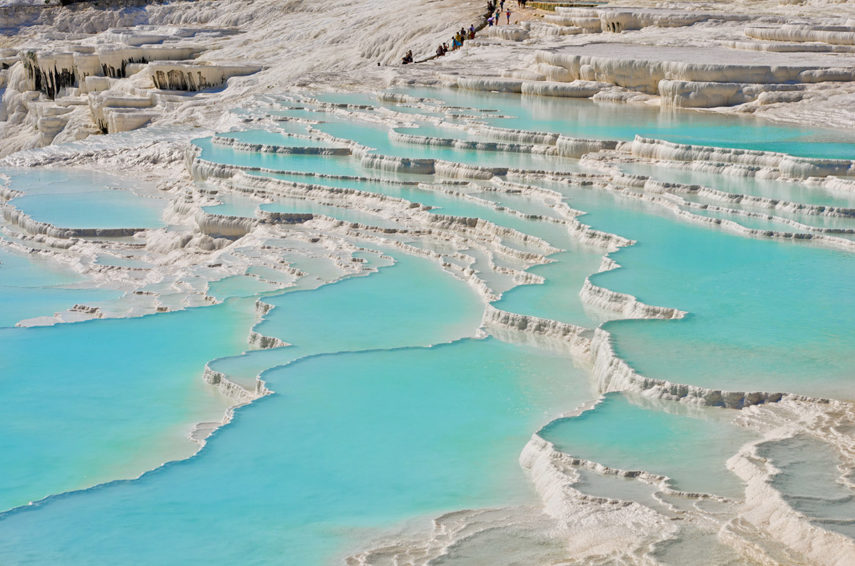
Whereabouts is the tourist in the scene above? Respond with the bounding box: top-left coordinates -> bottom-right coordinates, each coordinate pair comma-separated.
506,8 -> 511,24
401,50 -> 413,64
469,24 -> 476,39
488,15 -> 494,26
436,44 -> 444,57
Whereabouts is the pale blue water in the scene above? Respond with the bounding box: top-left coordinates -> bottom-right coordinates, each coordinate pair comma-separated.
193,137 -> 366,176
770,211 -> 855,234
607,160 -> 855,235
596,215 -> 855,398
757,435 -> 855,538
264,171 -> 570,240
396,124 -> 492,143
473,188 -> 569,221
494,248 -> 605,327
266,169 -> 427,186
523,178 -> 855,398
3,168 -> 146,196
3,86 -> 855,564
272,107 -> 329,120
218,129 -> 334,148
206,274 -> 284,300
3,168 -> 165,229
269,172 -> 461,205
305,93 -> 458,119
314,119 -> 582,172
313,92 -> 380,107
0,249 -> 592,563
0,247 -> 123,327
0,300 -> 256,512
540,393 -> 755,497
0,338 -> 592,565
254,252 -> 483,353
685,206 -> 813,233
203,249 -> 474,394
619,163 -> 855,234
617,162 -> 855,210
198,136 -> 575,239
259,200 -> 401,228
250,118 -> 312,136
10,192 -> 165,229
392,88 -> 855,159
202,193 -> 263,217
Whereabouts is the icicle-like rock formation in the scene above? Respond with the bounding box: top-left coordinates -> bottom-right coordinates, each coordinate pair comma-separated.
21,46 -> 202,99
148,63 -> 261,91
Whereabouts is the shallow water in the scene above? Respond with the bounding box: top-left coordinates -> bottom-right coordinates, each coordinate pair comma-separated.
684,206 -> 811,232
202,192 -> 263,217
11,191 -> 165,228
3,168 -> 166,229
599,227 -> 855,398
540,393 -> 754,497
617,161 -> 855,210
206,274 -> 285,300
193,137 -> 367,176
392,88 -> 855,158
0,251 -> 592,564
260,199 -> 401,228
265,171 -> 570,242
3,85 -> 855,564
758,435 -> 855,539
527,177 -> 855,398
218,129 -> 334,147
493,248 -> 605,327
0,300 -> 255,511
0,247 -> 123,327
396,124 -> 490,143
254,252 -> 484,353
314,119 -> 582,171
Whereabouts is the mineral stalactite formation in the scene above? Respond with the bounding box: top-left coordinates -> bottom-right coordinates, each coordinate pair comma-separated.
149,63 -> 262,91
22,51 -> 76,99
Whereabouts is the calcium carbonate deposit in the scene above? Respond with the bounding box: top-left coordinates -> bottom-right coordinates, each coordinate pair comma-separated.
1,0 -> 855,564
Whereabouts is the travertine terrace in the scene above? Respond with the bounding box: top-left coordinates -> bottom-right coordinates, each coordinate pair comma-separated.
2,1 -> 855,565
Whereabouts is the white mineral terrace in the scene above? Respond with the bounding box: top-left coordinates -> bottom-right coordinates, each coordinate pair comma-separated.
2,0 -> 855,565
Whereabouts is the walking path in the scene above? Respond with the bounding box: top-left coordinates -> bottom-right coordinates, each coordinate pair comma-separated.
412,1 -> 538,64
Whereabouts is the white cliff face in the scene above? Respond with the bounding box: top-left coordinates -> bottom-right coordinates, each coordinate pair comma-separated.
628,136 -> 855,178
0,0 -> 484,156
5,0 -> 855,154
415,0 -> 855,125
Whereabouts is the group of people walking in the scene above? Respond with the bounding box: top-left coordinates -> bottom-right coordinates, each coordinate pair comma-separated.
433,24 -> 476,59
403,0 -> 528,65
486,0 -> 518,27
